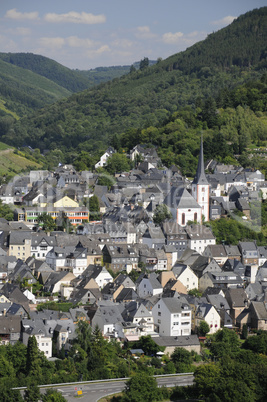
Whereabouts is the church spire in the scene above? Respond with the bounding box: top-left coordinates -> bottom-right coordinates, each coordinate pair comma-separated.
192,134 -> 209,185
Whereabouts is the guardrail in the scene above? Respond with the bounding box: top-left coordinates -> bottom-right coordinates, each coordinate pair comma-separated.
13,372 -> 194,391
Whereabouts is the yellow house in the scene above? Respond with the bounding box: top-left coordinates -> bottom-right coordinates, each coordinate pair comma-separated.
9,232 -> 32,261
53,196 -> 79,208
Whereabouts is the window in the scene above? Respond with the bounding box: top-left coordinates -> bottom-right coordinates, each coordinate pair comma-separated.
194,212 -> 197,221
182,213 -> 185,225
158,312 -> 161,316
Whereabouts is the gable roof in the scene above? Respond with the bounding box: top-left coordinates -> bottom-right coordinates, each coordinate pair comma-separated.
250,301 -> 267,320
0,316 -> 21,334
165,186 -> 201,209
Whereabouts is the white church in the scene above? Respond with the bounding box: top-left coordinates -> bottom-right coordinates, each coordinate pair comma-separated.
165,137 -> 210,227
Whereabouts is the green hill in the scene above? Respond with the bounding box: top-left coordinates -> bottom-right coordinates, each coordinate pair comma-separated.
1,7 -> 267,162
0,58 -> 71,117
0,52 -> 92,93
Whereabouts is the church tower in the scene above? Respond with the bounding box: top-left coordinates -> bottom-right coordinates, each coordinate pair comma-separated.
192,136 -> 210,222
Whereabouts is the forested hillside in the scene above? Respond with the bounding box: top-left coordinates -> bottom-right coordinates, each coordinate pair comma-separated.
0,52 -> 92,93
0,7 -> 266,177
0,58 -> 71,117
161,7 -> 267,74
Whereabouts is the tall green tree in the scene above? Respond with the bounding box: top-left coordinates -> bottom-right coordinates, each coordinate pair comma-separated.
26,336 -> 42,378
124,372 -> 158,402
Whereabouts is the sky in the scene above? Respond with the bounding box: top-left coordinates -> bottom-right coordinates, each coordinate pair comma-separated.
0,0 -> 266,70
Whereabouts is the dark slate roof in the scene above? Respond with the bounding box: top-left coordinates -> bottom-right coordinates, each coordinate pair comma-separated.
153,334 -> 200,347
164,186 -> 201,209
115,288 -> 138,303
225,288 -> 248,307
192,136 -> 209,186
206,294 -> 230,310
0,315 -> 21,334
250,301 -> 267,320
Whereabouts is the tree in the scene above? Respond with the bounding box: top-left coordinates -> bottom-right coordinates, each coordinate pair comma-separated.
24,384 -> 41,402
139,57 -> 149,70
153,204 -> 172,225
171,347 -> 192,368
26,336 -> 42,377
0,378 -> 23,402
42,389 -> 67,402
0,355 -> 15,378
241,324 -> 248,340
198,320 -> 210,337
132,335 -> 161,356
97,173 -> 115,189
0,200 -> 14,221
124,372 -> 158,402
105,153 -> 131,174
37,213 -> 56,232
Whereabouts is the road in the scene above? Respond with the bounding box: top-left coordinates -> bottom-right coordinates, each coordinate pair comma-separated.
39,374 -> 194,402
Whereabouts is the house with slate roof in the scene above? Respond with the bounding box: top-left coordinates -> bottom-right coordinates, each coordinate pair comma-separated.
203,244 -> 228,266
162,278 -> 188,296
137,273 -> 163,298
248,301 -> 267,331
152,297 -> 191,337
245,282 -> 266,302
238,241 -> 259,266
114,287 -> 139,303
195,302 -> 221,334
162,220 -> 188,258
80,265 -> 113,289
6,302 -> 29,319
191,255 -> 222,279
43,271 -> 76,294
172,264 -> 198,291
224,288 -> 248,324
8,259 -> 37,285
142,223 -> 166,250
185,224 -> 216,254
91,302 -> 124,338
22,319 -> 52,357
46,243 -> 88,276
199,271 -> 243,293
223,259 -> 246,280
9,231 -> 32,261
30,233 -> 57,260
206,293 -> 232,329
122,302 -> 156,338
0,315 -> 21,345
95,147 -> 115,169
102,244 -> 138,272
153,334 -> 200,356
